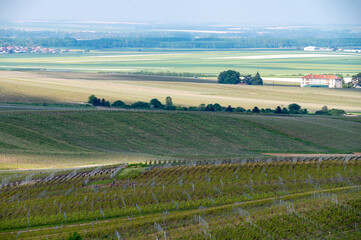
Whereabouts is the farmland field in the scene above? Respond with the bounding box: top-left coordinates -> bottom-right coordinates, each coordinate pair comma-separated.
0,49 -> 360,77
1,49 -> 361,240
0,110 -> 361,170
1,157 -> 361,239
1,70 -> 361,112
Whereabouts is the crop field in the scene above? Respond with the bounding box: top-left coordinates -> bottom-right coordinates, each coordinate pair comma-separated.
1,71 -> 361,112
0,50 -> 360,77
0,110 -> 361,170
1,157 -> 361,239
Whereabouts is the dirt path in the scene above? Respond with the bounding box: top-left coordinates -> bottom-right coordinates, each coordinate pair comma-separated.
263,153 -> 361,157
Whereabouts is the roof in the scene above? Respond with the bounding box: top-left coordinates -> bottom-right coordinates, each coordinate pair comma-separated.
303,74 -> 341,80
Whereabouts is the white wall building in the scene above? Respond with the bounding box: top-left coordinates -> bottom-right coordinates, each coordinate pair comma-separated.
304,46 -> 319,51
301,75 -> 342,88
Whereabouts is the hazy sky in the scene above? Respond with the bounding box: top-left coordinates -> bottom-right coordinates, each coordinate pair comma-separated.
1,0 -> 361,25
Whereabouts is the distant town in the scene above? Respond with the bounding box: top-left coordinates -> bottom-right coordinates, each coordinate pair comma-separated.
0,46 -> 72,54
304,46 -> 361,53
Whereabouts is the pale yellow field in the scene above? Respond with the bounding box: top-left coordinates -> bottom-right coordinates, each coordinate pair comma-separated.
0,70 -> 361,112
0,153 -> 158,170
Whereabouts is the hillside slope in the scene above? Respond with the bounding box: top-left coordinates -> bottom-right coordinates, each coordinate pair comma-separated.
0,111 -> 360,158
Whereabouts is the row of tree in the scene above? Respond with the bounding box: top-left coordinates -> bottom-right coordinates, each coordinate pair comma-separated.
2,37 -> 361,49
218,70 -> 263,85
88,95 -> 312,115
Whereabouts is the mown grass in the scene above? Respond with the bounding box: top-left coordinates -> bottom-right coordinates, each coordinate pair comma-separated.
0,110 -> 360,170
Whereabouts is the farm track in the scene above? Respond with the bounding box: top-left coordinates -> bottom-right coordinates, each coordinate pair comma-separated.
3,184 -> 359,236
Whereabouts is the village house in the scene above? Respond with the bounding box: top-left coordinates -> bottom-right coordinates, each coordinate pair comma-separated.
301,74 -> 342,88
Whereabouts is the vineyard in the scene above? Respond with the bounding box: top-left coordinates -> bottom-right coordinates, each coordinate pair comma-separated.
1,156 -> 361,239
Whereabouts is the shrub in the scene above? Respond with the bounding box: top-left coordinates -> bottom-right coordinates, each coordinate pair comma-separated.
329,109 -> 346,116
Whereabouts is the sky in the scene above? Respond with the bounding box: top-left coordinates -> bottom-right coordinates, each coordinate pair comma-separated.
1,0 -> 361,25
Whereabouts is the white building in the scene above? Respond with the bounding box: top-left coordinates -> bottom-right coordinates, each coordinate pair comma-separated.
301,75 -> 342,88
304,46 -> 319,51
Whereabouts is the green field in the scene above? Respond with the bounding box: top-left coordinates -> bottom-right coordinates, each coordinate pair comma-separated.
1,48 -> 361,239
1,158 -> 361,239
1,70 -> 361,112
0,49 -> 360,77
1,110 -> 360,169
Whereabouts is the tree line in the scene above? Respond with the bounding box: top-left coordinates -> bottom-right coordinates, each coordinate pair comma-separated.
88,95 -> 314,114
2,37 -> 361,49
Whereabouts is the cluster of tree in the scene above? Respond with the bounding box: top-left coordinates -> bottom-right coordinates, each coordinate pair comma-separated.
218,70 -> 263,85
88,95 -> 310,115
351,73 -> 361,88
88,95 -> 110,107
342,73 -> 361,88
89,95 -> 175,110
315,106 -> 346,116
2,37 -> 361,49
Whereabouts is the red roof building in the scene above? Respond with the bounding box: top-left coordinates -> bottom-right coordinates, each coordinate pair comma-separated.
301,74 -> 342,88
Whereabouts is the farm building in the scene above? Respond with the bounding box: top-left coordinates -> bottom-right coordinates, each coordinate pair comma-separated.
304,46 -> 319,51
301,75 -> 342,88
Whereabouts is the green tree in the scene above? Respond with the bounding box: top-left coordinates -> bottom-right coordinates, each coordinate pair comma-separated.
131,101 -> 150,109
197,104 -> 206,111
235,107 -> 246,112
250,72 -> 263,85
218,70 -> 241,84
150,98 -> 163,108
315,105 -> 329,115
166,96 -> 173,107
88,95 -> 100,106
112,100 -> 127,108
343,82 -> 354,88
252,106 -> 260,113
226,105 -> 234,112
213,103 -> 223,111
288,103 -> 301,114
351,73 -> 361,87
275,106 -> 283,114
205,104 -> 215,111
88,95 -> 96,104
329,108 -> 346,116
242,75 -> 252,85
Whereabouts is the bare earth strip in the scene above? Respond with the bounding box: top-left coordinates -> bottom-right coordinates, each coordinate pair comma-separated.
203,54 -> 349,60
263,153 -> 361,157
